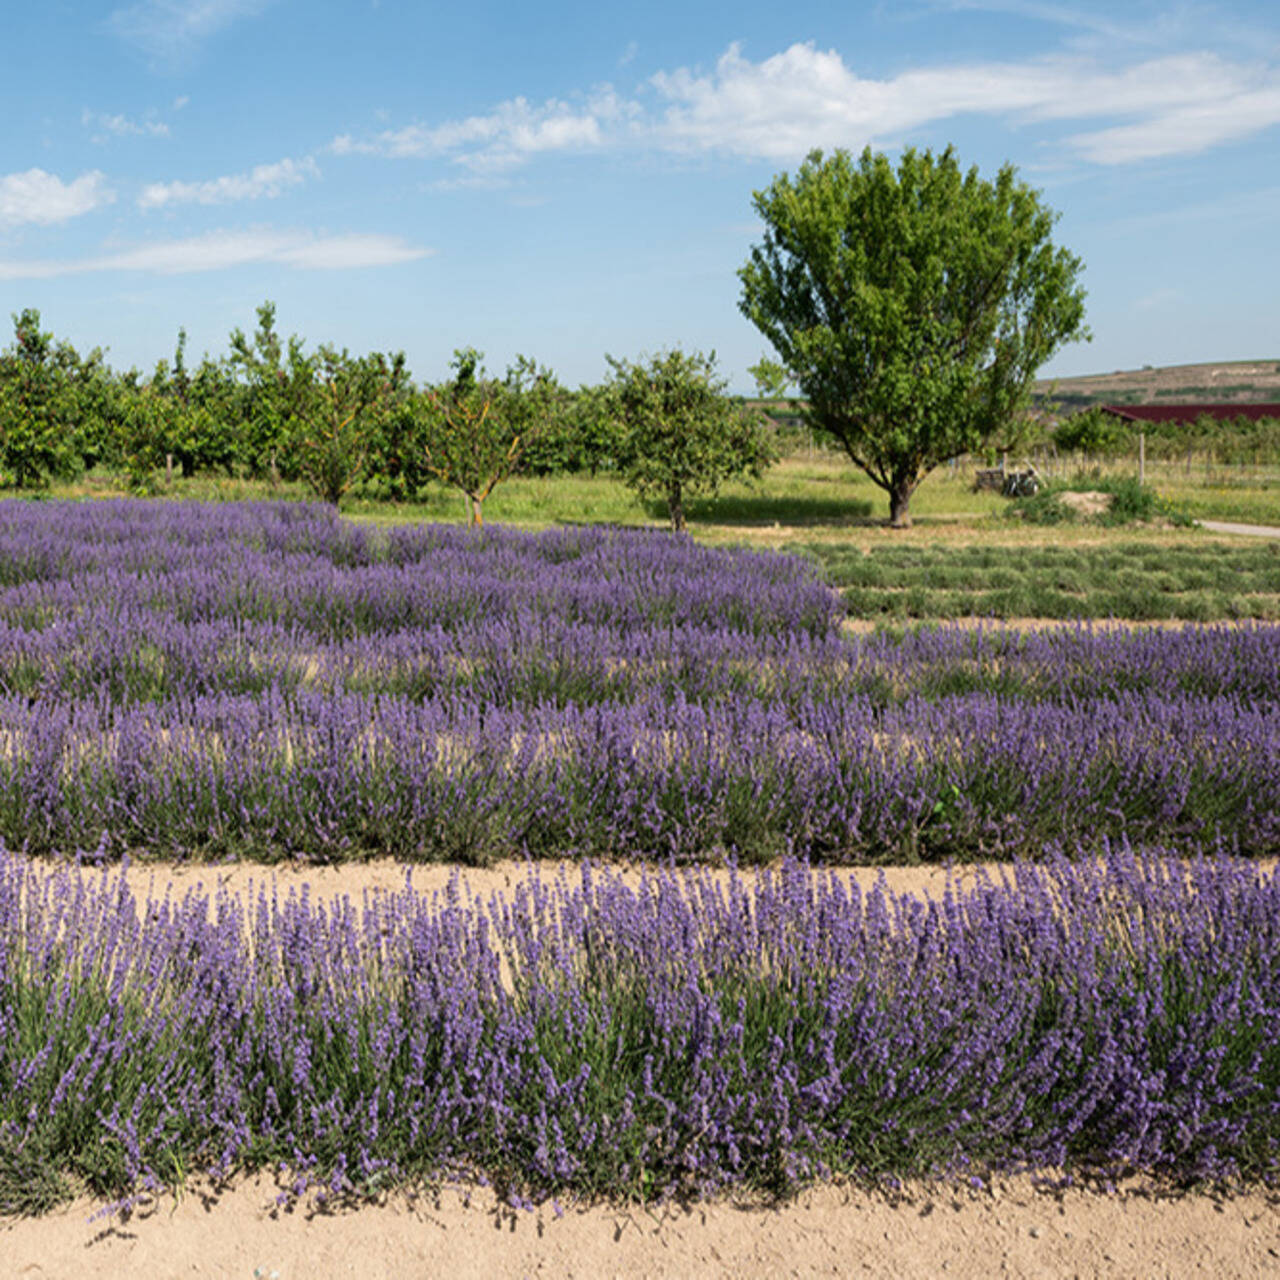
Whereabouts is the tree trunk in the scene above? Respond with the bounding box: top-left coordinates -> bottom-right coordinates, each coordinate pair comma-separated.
469,495 -> 484,526
888,481 -> 914,529
666,482 -> 686,533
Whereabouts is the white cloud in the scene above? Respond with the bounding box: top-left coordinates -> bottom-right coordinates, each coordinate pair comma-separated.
0,229 -> 430,278
82,108 -> 171,142
648,43 -> 1280,163
138,156 -> 318,209
1067,83 -> 1280,162
0,169 -> 115,227
332,41 -> 1280,173
331,88 -> 636,172
109,0 -> 272,62
426,174 -> 512,192
932,0 -> 1179,49
935,0 -> 1278,57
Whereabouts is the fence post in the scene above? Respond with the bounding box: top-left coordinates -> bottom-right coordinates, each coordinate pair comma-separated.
1138,433 -> 1145,486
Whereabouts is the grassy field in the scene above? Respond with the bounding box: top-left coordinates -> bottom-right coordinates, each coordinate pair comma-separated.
52,452 -> 1280,527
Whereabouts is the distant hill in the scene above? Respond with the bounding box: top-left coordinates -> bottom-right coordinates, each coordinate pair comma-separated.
1032,359 -> 1280,412
742,358 -> 1280,426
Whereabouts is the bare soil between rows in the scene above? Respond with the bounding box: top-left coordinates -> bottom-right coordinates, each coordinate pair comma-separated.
6,855 -> 1280,1278
4,1170 -> 1279,1279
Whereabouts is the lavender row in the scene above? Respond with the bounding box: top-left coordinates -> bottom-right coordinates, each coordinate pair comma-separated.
1,688 -> 1274,861
0,501 -> 841,639
0,605 -> 1277,709
2,847 -> 1277,1215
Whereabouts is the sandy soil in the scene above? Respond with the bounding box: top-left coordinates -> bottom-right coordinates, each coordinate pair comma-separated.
6,856 -> 1280,1278
56,854 -> 1006,918
4,1172 -> 1279,1279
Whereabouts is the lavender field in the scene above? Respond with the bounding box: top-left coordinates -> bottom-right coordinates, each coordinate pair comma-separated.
2,498 -> 1279,1212
0,499 -> 1275,864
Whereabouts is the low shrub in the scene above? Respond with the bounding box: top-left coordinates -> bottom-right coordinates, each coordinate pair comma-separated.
1010,476 -> 1195,527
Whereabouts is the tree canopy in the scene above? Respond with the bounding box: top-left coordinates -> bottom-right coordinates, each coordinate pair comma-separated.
739,145 -> 1089,526
606,348 -> 775,533
420,348 -> 560,525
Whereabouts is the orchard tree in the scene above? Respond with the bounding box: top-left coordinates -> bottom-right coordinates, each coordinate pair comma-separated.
420,348 -> 559,525
517,381 -> 621,476
118,369 -> 179,493
139,330 -> 240,482
739,146 -> 1089,527
0,309 -> 83,487
1053,405 -> 1130,457
606,348 -> 775,533
227,301 -> 315,479
293,346 -> 405,505
747,355 -> 792,401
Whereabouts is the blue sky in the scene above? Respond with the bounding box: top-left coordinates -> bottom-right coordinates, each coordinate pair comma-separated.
1,0 -> 1278,391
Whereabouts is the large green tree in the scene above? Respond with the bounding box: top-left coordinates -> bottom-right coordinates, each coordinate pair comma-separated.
739,146 -> 1089,527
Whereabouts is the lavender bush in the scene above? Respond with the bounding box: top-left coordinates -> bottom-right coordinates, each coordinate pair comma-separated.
1,847 -> 1277,1214
0,498 -> 1275,861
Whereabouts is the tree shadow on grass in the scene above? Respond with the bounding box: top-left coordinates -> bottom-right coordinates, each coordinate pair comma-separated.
547,495 -> 879,531
681,494 -> 877,527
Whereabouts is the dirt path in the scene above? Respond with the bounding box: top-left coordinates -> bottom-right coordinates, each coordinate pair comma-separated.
1198,519 -> 1280,539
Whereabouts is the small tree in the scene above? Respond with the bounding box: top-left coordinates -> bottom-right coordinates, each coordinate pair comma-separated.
739,146 -> 1089,527
516,381 -> 622,476
128,331 -> 240,486
118,368 -> 179,493
747,355 -> 792,401
227,301 -> 315,480
293,346 -> 402,506
606,348 -> 775,533
0,309 -> 83,488
420,348 -> 558,525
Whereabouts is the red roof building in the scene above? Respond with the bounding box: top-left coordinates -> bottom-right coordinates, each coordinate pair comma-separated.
1100,403 -> 1280,424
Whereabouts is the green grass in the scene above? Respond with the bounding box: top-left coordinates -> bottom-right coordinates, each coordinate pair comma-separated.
1024,458 -> 1280,525
1176,486 -> 1280,525
43,456 -> 1005,531
41,452 -> 1280,531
